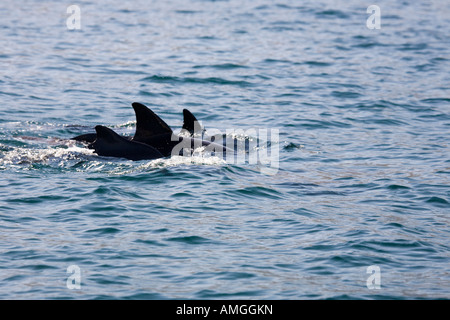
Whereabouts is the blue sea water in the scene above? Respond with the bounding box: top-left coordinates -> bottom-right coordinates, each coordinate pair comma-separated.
0,0 -> 449,299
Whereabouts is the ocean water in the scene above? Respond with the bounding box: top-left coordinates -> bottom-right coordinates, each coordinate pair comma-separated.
0,0 -> 449,300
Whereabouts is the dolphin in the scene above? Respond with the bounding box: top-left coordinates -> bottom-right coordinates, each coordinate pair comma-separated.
78,102 -> 231,160
125,102 -> 227,157
71,105 -> 203,144
89,125 -> 163,161
181,108 -> 204,136
71,132 -> 98,144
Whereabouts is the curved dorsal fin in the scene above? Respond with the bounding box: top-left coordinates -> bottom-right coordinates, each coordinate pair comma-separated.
132,102 -> 173,142
91,125 -> 163,161
182,109 -> 204,135
94,125 -> 123,144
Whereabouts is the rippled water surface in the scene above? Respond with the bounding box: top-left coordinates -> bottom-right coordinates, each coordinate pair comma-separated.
0,0 -> 449,299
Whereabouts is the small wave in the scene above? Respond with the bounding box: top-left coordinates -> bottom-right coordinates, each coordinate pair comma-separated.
283,142 -> 303,151
193,63 -> 248,70
140,75 -> 254,87
165,236 -> 213,245
113,121 -> 137,129
315,9 -> 349,19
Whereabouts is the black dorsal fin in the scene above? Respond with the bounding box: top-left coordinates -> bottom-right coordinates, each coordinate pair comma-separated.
91,125 -> 163,161
94,125 -> 123,144
182,109 -> 203,135
132,102 -> 173,142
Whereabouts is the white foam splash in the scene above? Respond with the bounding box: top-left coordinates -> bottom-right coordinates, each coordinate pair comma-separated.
0,146 -> 94,166
0,143 -> 228,174
113,121 -> 136,129
141,154 -> 227,170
